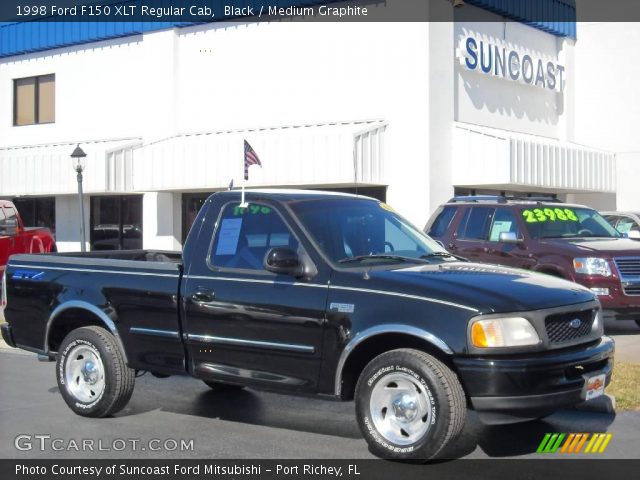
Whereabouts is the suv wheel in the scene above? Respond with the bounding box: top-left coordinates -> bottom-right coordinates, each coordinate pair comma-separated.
355,348 -> 466,461
56,326 -> 135,417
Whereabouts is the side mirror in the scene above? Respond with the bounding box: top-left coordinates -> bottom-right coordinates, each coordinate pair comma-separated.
499,232 -> 522,244
626,230 -> 640,240
264,247 -> 304,277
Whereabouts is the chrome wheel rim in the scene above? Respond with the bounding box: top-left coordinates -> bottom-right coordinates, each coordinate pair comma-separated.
64,344 -> 105,403
369,372 -> 432,445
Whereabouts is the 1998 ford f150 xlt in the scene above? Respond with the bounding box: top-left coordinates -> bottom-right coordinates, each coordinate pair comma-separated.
1,190 -> 614,460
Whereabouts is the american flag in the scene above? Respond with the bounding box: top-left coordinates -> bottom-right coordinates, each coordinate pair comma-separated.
244,140 -> 262,180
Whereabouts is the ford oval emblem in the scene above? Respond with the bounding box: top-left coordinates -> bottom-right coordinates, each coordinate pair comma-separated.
569,318 -> 582,329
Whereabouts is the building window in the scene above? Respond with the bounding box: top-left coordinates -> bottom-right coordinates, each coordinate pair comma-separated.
182,193 -> 211,244
90,195 -> 142,250
13,74 -> 55,126
12,197 -> 56,236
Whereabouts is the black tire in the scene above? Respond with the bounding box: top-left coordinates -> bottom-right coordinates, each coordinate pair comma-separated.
56,326 -> 135,418
203,380 -> 245,392
635,319 -> 640,329
355,348 -> 466,461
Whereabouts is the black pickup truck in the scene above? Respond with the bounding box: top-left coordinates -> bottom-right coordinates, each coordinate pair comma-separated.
1,190 -> 614,460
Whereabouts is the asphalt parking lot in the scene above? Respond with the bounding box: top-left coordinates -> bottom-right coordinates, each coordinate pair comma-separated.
604,318 -> 640,363
0,330 -> 638,460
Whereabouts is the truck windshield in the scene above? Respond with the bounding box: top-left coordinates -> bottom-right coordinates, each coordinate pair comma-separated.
290,198 -> 449,266
521,206 -> 621,239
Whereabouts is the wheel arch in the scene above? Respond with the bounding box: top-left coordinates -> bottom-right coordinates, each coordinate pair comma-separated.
45,301 -> 128,363
335,325 -> 454,400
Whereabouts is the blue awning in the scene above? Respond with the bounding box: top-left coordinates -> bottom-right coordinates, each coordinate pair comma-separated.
0,0 -> 333,58
465,0 -> 576,38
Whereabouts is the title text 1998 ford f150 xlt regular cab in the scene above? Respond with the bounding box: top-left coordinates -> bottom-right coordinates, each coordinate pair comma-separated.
1,191 -> 614,460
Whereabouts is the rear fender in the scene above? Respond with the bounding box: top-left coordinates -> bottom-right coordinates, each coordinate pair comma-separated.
44,300 -> 128,363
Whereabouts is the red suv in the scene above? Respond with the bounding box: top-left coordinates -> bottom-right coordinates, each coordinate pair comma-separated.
426,196 -> 640,328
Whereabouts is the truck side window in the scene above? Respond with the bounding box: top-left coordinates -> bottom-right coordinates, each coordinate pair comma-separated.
489,208 -> 520,241
460,207 -> 494,240
428,206 -> 456,238
210,203 -> 300,271
3,207 -> 18,227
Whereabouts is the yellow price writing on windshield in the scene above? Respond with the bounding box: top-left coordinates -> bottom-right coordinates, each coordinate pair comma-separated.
522,208 -> 578,223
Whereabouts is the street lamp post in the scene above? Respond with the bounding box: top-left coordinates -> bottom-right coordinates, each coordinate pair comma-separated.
71,145 -> 87,252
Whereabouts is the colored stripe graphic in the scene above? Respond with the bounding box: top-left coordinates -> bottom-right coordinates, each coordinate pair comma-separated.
539,433 -> 612,454
537,433 -> 566,453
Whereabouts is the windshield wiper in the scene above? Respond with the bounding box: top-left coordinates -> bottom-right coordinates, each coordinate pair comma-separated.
337,254 -> 426,265
420,251 -> 467,262
420,252 -> 454,259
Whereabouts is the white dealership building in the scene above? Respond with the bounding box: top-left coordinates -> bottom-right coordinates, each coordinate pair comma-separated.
0,0 -> 638,251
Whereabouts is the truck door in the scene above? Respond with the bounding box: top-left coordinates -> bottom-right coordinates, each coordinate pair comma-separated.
452,206 -> 495,261
181,201 -> 329,393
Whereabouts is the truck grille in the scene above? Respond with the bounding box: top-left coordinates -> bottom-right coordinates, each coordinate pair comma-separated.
545,310 -> 594,345
614,257 -> 640,296
614,257 -> 640,278
622,284 -> 640,296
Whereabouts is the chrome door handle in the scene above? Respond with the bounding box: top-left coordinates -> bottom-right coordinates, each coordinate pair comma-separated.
192,287 -> 215,303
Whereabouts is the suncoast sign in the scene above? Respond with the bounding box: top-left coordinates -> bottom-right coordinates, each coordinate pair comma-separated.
457,35 -> 566,92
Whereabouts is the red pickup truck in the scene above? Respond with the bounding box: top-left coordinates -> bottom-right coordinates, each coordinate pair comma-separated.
1,200 -> 56,292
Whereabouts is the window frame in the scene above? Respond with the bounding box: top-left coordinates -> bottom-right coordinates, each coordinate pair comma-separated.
13,73 -> 55,127
428,206 -> 457,238
206,200 -> 311,276
487,207 -> 523,243
458,206 -> 495,241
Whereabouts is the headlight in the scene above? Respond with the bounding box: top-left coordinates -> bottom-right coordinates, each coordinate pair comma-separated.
470,317 -> 540,348
573,257 -> 612,277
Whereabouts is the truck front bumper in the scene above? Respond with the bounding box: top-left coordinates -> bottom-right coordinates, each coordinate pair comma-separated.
453,336 -> 614,424
1,322 -> 16,348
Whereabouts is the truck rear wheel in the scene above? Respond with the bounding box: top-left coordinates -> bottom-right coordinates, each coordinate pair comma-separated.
355,348 -> 466,461
56,326 -> 135,418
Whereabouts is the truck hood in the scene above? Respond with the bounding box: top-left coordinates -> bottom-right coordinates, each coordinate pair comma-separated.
368,262 -> 596,313
540,237 -> 640,256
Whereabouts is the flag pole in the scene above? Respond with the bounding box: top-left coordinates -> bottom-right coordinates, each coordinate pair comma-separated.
240,145 -> 247,208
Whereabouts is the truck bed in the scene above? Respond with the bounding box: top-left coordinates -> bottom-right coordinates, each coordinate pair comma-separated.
4,249 -> 184,374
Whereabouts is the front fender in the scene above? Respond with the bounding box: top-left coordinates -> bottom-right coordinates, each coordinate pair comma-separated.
333,324 -> 453,396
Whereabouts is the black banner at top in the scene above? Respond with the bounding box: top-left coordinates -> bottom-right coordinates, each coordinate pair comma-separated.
0,0 -> 639,23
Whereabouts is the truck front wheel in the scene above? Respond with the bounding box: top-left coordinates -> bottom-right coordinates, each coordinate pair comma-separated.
56,326 -> 135,418
355,348 -> 466,461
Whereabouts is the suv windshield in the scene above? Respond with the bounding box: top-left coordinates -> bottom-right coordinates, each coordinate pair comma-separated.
521,205 -> 621,239
290,198 -> 448,266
